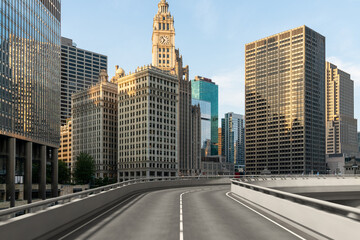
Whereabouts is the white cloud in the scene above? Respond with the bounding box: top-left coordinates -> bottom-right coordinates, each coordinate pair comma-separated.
212,66 -> 245,122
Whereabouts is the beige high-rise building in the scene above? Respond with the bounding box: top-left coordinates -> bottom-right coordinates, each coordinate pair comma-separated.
325,62 -> 358,155
59,119 -> 72,170
72,70 -> 118,180
115,65 -> 179,180
245,26 -> 326,175
152,0 -> 200,175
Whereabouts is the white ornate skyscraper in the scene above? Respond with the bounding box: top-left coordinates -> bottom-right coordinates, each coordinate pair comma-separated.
151,0 -> 201,175
152,0 -> 176,71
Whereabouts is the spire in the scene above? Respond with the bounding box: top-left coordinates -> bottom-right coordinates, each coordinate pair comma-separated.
158,0 -> 169,13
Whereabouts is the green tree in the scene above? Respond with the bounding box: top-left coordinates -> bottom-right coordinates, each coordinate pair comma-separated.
58,160 -> 71,184
73,153 -> 96,184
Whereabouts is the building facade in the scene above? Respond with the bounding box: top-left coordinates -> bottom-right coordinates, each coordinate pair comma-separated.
151,0 -> 176,71
116,66 -> 178,180
217,128 -> 222,156
221,113 -> 245,166
192,99 -> 211,157
201,156 -> 234,176
191,76 -> 219,155
325,62 -> 357,156
59,119 -> 72,170
60,37 -> 107,125
245,25 -> 326,175
358,132 -> 360,153
191,105 -> 201,173
151,0 -> 200,175
0,0 -> 61,206
72,70 -> 118,180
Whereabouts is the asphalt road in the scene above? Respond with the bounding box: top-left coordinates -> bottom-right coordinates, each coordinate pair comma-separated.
57,186 -> 313,240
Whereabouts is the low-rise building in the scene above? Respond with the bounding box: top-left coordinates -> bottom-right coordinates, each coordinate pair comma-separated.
201,156 -> 234,176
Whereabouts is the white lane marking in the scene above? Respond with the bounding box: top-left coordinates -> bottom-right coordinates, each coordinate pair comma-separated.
179,191 -> 189,240
226,192 -> 307,240
58,194 -> 142,240
179,186 -> 228,240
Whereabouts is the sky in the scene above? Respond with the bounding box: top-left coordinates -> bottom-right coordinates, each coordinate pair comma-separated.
62,0 -> 360,129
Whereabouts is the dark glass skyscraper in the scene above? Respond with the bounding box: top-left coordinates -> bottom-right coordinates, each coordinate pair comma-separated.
221,113 -> 245,166
0,0 -> 61,145
0,0 -> 61,206
191,76 -> 219,155
60,37 -> 107,125
192,99 -> 211,157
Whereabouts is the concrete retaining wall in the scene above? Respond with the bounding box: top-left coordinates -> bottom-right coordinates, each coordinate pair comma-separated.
0,179 -> 229,240
231,183 -> 359,240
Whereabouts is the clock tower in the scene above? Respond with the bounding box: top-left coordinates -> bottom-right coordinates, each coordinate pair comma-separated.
152,0 -> 175,71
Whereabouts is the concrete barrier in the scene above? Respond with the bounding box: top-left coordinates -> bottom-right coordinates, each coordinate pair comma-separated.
231,182 -> 360,240
0,178 -> 229,240
246,176 -> 360,188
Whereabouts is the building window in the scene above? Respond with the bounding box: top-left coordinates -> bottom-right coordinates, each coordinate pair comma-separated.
159,23 -> 161,30
167,24 -> 169,30
159,54 -> 161,58
167,49 -> 169,52
159,60 -> 161,64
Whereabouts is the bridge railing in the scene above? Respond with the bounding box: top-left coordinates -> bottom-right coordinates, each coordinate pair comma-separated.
231,179 -> 360,221
0,175 -> 233,221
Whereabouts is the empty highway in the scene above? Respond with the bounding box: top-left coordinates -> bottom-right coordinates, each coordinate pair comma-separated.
56,186 -> 316,240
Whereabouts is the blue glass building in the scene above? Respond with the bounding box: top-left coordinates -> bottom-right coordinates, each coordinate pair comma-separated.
192,99 -> 211,157
221,113 -> 245,166
191,76 -> 218,155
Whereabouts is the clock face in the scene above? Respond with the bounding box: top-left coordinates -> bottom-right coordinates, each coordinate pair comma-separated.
159,35 -> 170,45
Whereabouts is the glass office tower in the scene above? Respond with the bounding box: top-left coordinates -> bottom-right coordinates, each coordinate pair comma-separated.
192,99 -> 211,157
221,113 -> 245,166
245,26 -> 326,175
191,76 -> 219,155
0,0 -> 61,206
